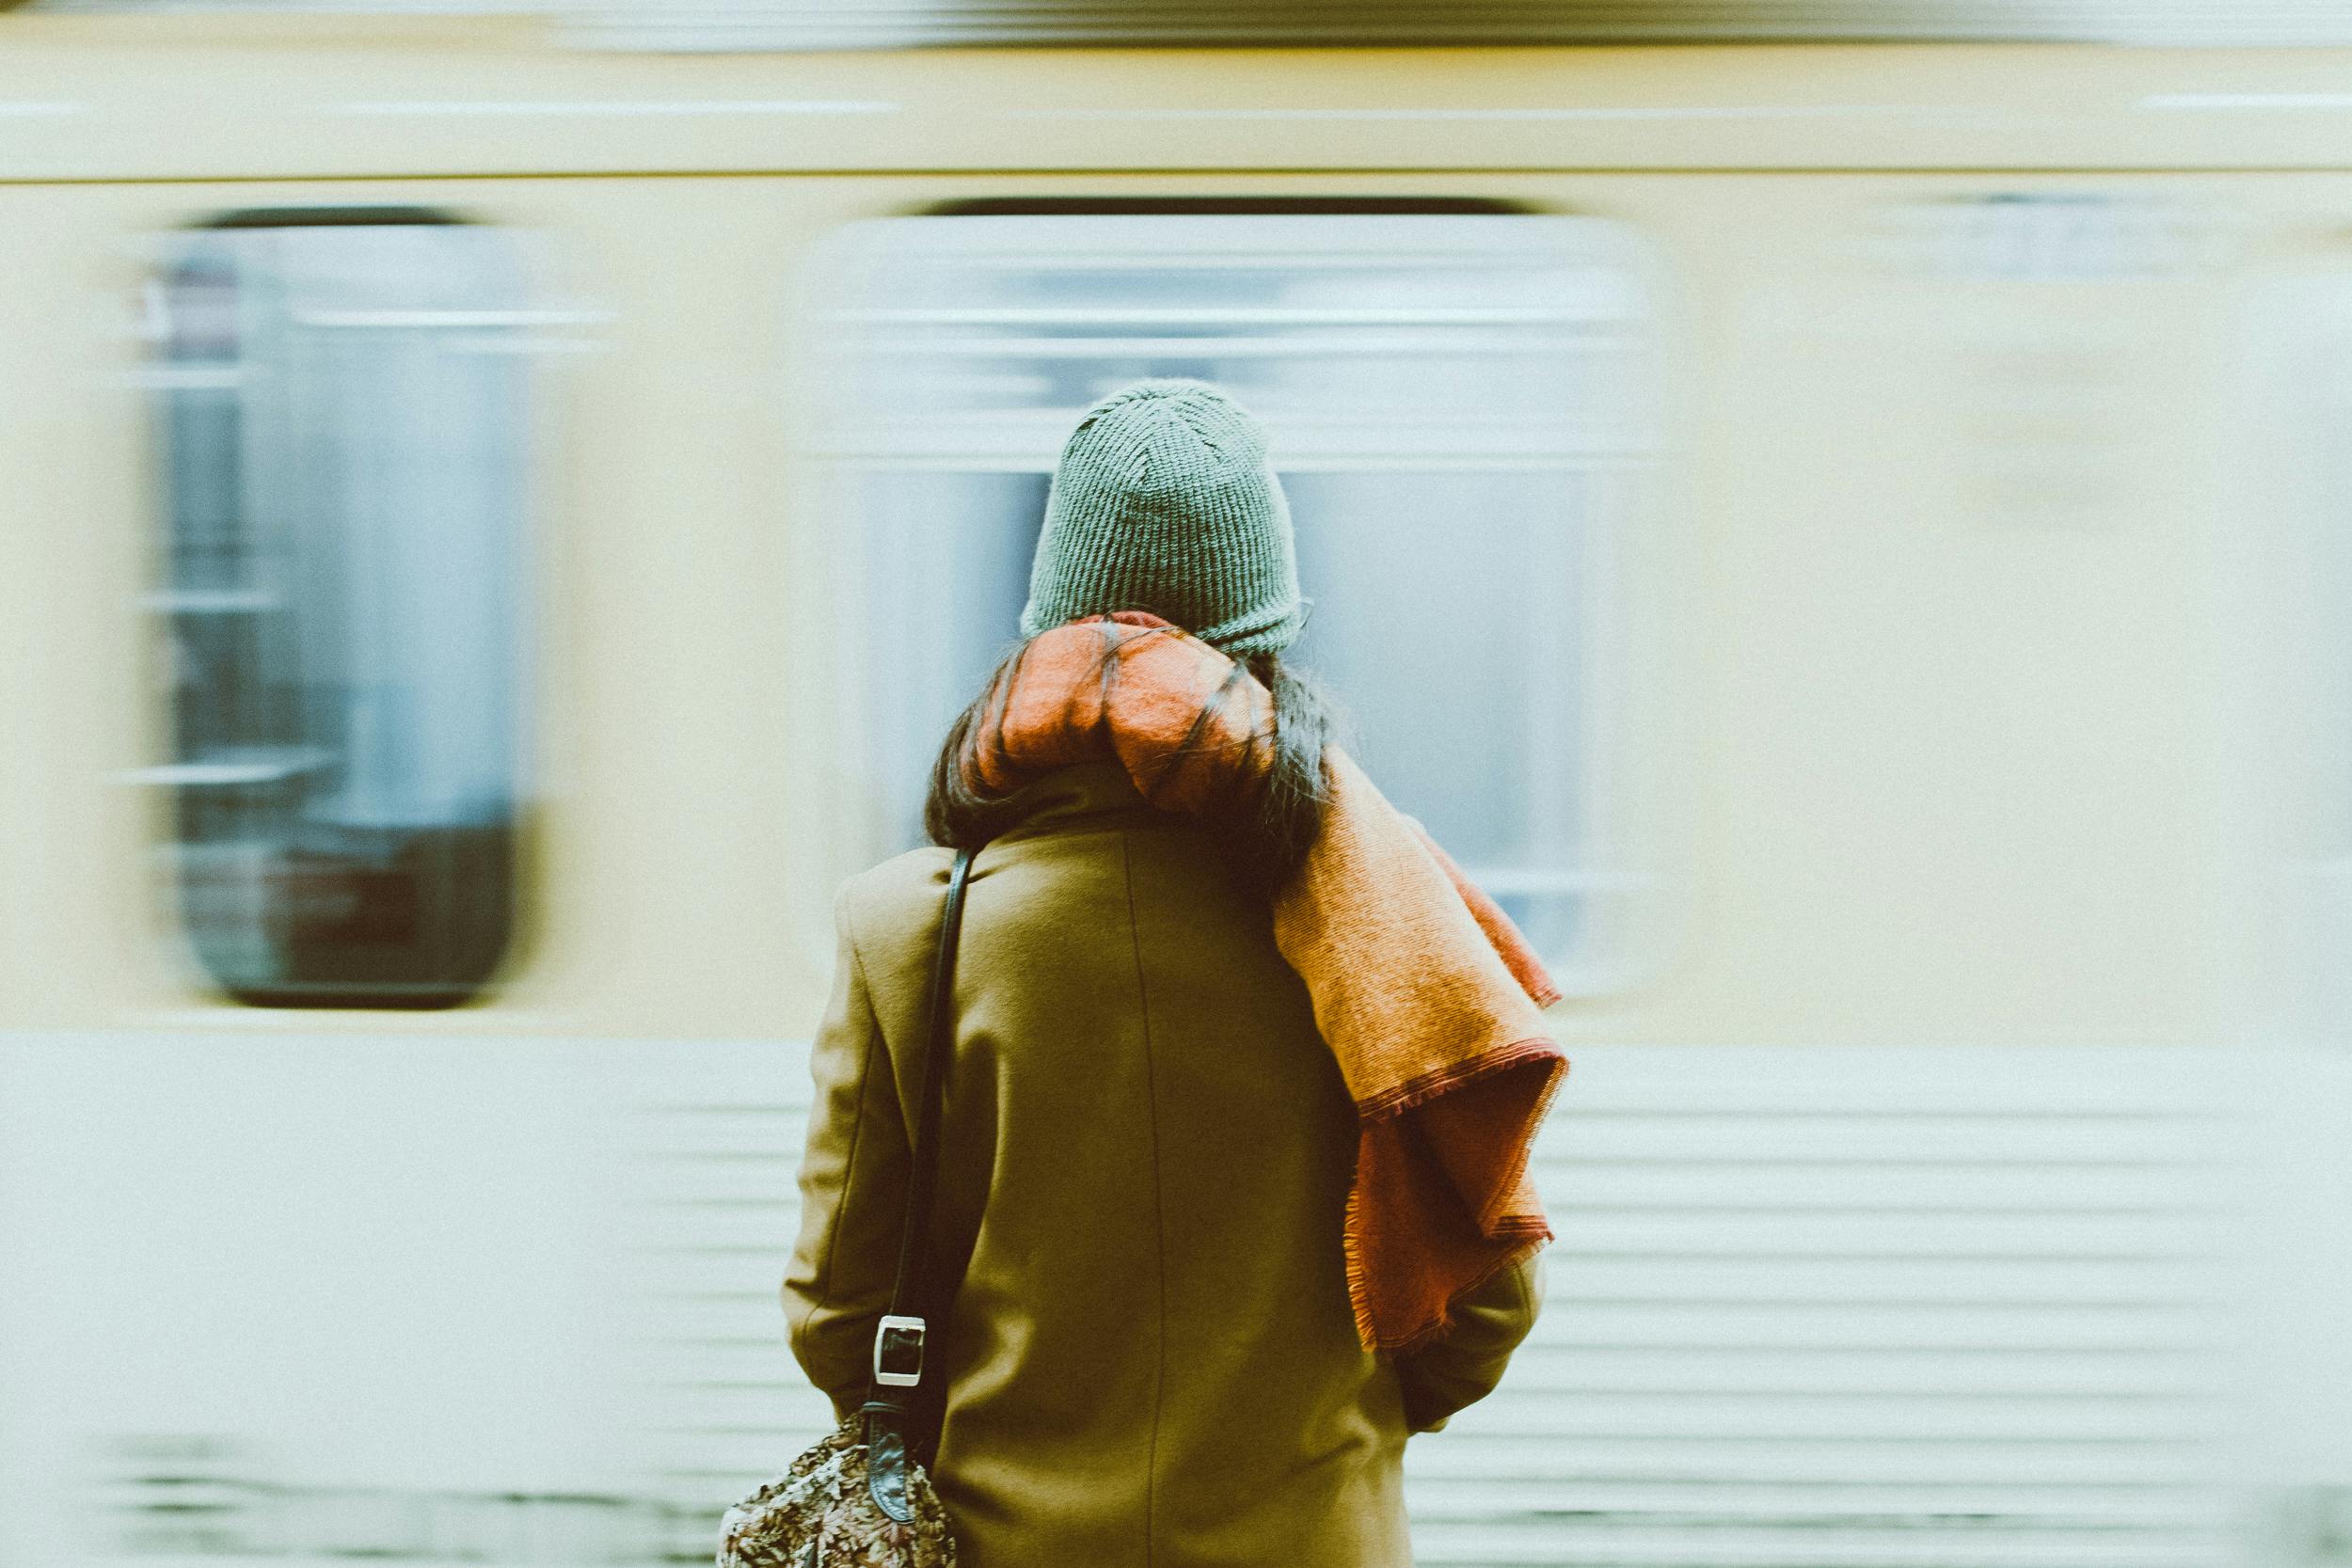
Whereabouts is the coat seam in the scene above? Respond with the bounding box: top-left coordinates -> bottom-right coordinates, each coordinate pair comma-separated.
1117,828 -> 1168,1568
802,889 -> 890,1386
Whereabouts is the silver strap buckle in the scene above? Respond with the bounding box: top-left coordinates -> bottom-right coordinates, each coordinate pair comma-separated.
873,1315 -> 927,1388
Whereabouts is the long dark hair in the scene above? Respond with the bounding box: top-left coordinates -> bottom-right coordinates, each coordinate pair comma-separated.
923,631 -> 1339,894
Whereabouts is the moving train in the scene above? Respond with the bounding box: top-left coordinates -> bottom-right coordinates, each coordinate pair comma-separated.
2,12 -> 2349,1568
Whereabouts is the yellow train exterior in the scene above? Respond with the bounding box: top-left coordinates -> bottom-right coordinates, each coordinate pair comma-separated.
2,18 -> 2348,1568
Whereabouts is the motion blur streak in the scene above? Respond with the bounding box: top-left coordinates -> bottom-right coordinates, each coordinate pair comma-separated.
0,19 -> 2347,1568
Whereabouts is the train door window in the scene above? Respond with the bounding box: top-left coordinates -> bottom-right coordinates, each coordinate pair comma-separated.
805,208 -> 1662,984
139,211 -> 531,1007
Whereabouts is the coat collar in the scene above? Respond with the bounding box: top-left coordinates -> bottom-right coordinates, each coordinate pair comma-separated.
991,760 -> 1160,842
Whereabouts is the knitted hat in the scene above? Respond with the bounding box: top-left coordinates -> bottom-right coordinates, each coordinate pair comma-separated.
1019,379 -> 1306,657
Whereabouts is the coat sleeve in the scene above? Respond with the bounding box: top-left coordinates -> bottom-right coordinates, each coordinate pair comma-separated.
781,887 -> 914,1423
1392,1248 -> 1547,1434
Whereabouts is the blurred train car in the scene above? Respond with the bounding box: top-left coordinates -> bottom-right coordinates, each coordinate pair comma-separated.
4,10 -> 2352,1568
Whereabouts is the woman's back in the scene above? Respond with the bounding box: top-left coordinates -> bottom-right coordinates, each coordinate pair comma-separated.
778,378 -> 1548,1568
785,761 -> 1416,1568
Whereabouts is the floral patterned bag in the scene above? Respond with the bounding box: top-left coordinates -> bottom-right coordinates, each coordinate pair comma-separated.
718,847 -> 982,1568
715,1415 -> 954,1568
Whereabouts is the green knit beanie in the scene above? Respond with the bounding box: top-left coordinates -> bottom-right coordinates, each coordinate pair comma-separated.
1019,379 -> 1306,657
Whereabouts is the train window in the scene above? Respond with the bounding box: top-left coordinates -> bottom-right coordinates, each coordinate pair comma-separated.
139,211 -> 530,1008
805,209 -> 1662,982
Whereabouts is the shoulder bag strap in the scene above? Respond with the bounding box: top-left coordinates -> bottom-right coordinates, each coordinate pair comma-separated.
860,842 -> 980,1523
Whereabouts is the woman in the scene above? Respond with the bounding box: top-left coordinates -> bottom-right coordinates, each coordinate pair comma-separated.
782,379 -> 1562,1567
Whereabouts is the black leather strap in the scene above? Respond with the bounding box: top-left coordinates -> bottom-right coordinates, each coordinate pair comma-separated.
863,843 -> 980,1521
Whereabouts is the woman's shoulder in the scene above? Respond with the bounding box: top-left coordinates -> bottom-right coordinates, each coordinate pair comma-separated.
836,844 -> 958,943
839,795 -> 1267,984
832,845 -> 960,1006
840,824 -> 1130,938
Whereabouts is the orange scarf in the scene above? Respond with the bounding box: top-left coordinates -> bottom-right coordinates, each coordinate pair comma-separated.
965,612 -> 1566,1354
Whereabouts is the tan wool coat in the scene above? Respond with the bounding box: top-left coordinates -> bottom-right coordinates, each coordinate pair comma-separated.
783,760 -> 1546,1568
